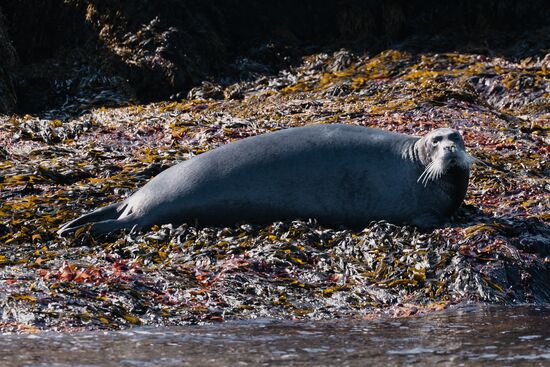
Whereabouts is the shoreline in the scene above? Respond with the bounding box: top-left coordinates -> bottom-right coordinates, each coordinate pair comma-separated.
0,47 -> 548,333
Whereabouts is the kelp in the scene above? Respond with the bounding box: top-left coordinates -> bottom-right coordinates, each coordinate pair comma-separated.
0,45 -> 548,332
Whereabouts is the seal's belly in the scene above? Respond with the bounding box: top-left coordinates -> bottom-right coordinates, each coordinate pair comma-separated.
130,151 -> 422,226
58,124 -> 470,236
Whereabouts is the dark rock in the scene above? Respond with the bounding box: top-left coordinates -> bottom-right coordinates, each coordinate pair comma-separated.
0,9 -> 17,113
2,0 -> 550,114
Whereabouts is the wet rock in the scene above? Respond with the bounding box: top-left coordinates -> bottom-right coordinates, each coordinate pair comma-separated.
187,82 -> 224,101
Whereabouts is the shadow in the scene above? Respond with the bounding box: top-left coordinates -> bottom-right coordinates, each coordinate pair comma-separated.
452,203 -> 550,257
2,0 -> 550,118
445,202 -> 550,303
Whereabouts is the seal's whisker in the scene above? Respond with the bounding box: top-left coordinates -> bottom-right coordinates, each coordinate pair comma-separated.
458,151 -> 477,169
421,162 -> 438,186
425,161 -> 445,185
58,125 -> 472,236
427,164 -> 437,184
418,170 -> 427,184
418,161 -> 434,185
421,169 -> 430,186
417,166 -> 428,184
428,166 -> 438,184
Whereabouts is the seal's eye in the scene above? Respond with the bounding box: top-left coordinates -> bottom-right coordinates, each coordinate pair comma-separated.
431,136 -> 442,144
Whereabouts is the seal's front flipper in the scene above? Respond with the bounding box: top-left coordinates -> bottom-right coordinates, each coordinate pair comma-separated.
57,202 -> 124,237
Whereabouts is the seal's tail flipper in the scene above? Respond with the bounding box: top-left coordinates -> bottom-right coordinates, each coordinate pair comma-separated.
57,202 -> 130,237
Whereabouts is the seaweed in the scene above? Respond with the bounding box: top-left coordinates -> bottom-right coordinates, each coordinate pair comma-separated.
0,46 -> 548,332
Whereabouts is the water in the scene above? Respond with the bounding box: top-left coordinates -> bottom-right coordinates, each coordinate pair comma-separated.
1,305 -> 549,366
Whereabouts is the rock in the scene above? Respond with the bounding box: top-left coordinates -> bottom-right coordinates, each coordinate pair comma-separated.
2,0 -> 550,114
187,82 -> 224,100
224,84 -> 246,100
0,9 -> 17,113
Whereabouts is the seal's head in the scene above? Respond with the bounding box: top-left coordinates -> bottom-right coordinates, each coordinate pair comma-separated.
416,128 -> 475,186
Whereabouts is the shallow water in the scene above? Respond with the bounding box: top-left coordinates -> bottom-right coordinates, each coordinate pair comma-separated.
1,305 -> 549,367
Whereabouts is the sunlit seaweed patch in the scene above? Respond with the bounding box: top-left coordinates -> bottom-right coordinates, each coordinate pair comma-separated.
0,48 -> 548,332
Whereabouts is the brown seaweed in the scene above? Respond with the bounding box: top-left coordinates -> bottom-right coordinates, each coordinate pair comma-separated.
0,47 -> 548,332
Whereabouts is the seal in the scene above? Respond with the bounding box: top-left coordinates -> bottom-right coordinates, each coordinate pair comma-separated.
57,124 -> 474,236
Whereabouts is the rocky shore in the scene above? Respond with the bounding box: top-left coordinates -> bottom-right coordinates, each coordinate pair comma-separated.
0,1 -> 548,332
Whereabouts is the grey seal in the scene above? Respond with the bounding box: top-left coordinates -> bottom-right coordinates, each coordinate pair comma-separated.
58,124 -> 474,236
